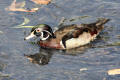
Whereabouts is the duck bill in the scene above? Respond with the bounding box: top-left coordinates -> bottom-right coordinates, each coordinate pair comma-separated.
24,33 -> 36,40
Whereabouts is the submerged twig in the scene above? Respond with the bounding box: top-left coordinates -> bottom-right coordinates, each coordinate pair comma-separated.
13,17 -> 34,28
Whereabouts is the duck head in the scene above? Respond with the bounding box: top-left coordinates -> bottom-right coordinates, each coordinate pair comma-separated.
24,24 -> 55,40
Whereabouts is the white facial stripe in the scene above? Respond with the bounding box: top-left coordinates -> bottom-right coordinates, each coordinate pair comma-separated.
41,35 -> 50,40
40,31 -> 50,40
40,32 -> 44,39
43,30 -> 52,36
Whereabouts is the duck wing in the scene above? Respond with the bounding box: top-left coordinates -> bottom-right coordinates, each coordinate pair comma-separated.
54,24 -> 80,40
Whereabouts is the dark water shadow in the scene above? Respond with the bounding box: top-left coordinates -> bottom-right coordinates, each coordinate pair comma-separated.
24,44 -> 92,65
24,47 -> 53,65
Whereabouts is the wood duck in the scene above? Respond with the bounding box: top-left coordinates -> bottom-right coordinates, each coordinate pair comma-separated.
24,18 -> 110,49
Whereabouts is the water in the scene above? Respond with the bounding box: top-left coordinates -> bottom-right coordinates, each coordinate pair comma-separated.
0,0 -> 120,80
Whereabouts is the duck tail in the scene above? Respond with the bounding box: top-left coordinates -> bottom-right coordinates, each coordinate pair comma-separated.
95,18 -> 110,27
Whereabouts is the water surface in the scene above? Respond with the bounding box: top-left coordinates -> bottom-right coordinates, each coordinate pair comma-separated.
0,0 -> 120,80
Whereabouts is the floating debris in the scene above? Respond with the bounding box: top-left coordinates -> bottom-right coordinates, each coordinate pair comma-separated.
116,35 -> 120,38
13,17 -> 34,28
31,0 -> 51,5
14,26 -> 34,28
5,0 -> 39,12
80,68 -> 88,72
0,72 -> 12,77
20,17 -> 30,26
108,68 -> 120,75
107,42 -> 120,46
0,31 -> 3,34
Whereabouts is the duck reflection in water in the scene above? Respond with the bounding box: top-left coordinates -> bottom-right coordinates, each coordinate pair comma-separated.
24,44 -> 91,65
24,47 -> 53,65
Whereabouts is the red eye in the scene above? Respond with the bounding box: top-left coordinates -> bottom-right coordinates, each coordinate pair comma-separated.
36,29 -> 40,32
